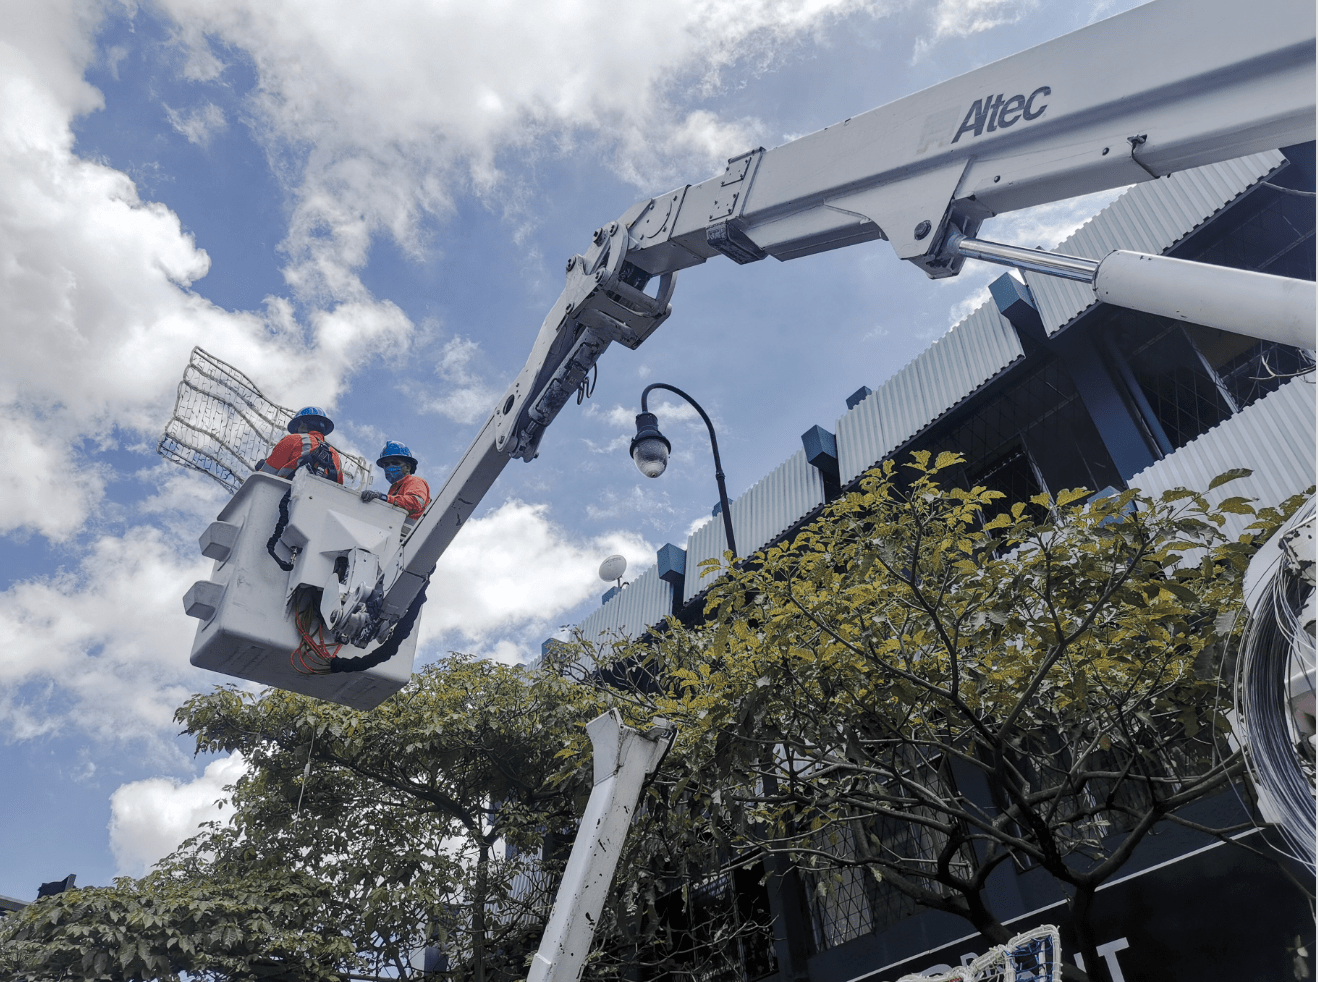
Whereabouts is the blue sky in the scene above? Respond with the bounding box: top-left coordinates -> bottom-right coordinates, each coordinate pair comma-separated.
0,0 -> 1139,898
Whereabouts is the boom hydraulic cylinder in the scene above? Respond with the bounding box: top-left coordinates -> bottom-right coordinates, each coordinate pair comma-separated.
526,711 -> 675,982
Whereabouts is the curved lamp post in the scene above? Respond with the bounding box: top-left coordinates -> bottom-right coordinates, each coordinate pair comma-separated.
629,383 -> 737,558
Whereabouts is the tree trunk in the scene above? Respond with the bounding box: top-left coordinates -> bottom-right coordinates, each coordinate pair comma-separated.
961,888 -> 1012,947
1066,885 -> 1101,982
473,840 -> 489,982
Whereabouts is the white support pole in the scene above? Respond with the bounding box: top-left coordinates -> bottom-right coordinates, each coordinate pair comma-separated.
1094,251 -> 1317,352
526,711 -> 674,982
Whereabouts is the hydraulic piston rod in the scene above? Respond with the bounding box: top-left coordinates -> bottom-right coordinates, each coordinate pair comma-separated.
949,234 -> 1317,351
948,233 -> 1099,282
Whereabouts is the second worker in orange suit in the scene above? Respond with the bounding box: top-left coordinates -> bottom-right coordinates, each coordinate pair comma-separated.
361,440 -> 430,528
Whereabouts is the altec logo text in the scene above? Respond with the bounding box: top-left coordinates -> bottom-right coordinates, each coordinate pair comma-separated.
952,86 -> 1051,143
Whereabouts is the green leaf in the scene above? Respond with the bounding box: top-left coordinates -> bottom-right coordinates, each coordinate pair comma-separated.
1208,468 -> 1253,490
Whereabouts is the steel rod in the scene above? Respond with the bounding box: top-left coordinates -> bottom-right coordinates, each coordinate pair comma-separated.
948,232 -> 1099,282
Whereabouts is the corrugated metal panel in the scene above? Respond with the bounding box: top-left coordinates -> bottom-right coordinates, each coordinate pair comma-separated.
836,301 -> 1025,486
573,562 -> 673,655
685,449 -> 826,597
1127,379 -> 1316,543
1026,151 -> 1285,336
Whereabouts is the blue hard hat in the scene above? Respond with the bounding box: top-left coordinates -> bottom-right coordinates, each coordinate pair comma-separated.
377,440 -> 418,470
288,406 -> 334,435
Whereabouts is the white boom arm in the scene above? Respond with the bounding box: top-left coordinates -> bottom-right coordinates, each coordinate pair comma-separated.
527,712 -> 675,982
330,0 -> 1314,649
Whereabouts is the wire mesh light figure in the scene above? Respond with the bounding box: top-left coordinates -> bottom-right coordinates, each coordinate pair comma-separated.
158,347 -> 371,492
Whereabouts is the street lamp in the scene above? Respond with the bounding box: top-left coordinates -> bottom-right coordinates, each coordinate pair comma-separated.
629,383 -> 738,558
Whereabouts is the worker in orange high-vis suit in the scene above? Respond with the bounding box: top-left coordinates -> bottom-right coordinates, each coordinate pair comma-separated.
258,407 -> 345,483
361,441 -> 430,528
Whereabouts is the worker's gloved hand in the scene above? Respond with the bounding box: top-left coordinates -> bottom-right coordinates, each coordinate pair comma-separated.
361,490 -> 386,503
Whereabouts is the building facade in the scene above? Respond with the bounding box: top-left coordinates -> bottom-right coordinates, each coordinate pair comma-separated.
562,143 -> 1316,981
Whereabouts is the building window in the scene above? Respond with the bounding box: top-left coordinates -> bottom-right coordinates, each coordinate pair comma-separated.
1174,178 -> 1316,282
970,443 -> 1045,516
1189,330 -> 1315,412
1103,317 -> 1236,452
917,358 -> 1124,505
801,800 -> 974,952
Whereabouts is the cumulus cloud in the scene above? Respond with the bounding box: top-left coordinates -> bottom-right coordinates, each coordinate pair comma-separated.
0,473 -> 659,741
0,0 -> 1029,753
109,753 -> 248,875
149,0 -> 900,300
0,523 -> 212,748
0,2 -> 415,540
423,499 -> 653,649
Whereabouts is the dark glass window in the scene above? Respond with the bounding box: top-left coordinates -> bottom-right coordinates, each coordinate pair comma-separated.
1174,178 -> 1316,282
1185,326 -> 1316,412
638,865 -> 777,982
918,358 -> 1123,506
971,443 -> 1044,516
1105,317 -> 1235,452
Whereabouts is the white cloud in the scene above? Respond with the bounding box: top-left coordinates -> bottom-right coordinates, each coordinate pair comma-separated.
0,524 -> 211,748
984,187 -> 1129,251
584,399 -> 707,454
686,512 -> 717,539
946,284 -> 993,329
924,0 -> 1037,42
425,336 -> 501,425
592,399 -> 699,428
136,465 -> 234,536
423,500 -> 653,646
593,405 -> 641,429
163,101 -> 227,146
150,0 -> 901,300
0,408 -> 109,542
0,1 -> 415,541
109,753 -> 248,876
585,484 -> 678,525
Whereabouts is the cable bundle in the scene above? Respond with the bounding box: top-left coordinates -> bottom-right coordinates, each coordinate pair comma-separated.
291,604 -> 342,676
1235,499 -> 1317,874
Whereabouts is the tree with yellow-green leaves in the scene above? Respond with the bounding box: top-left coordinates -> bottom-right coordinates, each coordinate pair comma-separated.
2,453 -> 1307,982
0,652 -> 771,982
0,655 -> 611,982
573,452 -> 1311,982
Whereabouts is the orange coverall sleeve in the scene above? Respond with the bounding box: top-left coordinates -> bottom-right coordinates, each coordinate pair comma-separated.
386,475 -> 431,520
259,433 -> 312,478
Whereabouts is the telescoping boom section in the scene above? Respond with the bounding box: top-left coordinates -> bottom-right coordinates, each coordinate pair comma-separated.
182,0 -> 1314,707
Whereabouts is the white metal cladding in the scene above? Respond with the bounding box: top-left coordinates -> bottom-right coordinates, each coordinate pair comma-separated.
836,301 -> 1025,486
684,449 -> 826,598
573,562 -> 673,658
1025,151 -> 1286,337
1127,378 -> 1316,543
